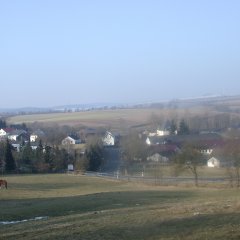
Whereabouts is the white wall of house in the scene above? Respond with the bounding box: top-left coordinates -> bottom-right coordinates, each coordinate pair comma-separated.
146,137 -> 151,145
103,132 -> 115,146
157,130 -> 170,136
68,164 -> 74,171
148,132 -> 157,137
147,129 -> 170,139
8,135 -> 18,141
62,137 -> 75,145
207,157 -> 220,167
147,153 -> 169,163
12,143 -> 20,152
0,129 -> 7,136
30,134 -> 38,142
201,149 -> 213,155
62,136 -> 81,145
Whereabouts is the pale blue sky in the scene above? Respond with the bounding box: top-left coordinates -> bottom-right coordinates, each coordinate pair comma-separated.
1,0 -> 240,108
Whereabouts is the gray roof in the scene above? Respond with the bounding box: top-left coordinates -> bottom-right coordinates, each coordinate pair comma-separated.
32,129 -> 45,136
10,129 -> 27,136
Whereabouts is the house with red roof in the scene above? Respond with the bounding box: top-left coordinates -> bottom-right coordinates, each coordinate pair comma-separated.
0,128 -> 14,138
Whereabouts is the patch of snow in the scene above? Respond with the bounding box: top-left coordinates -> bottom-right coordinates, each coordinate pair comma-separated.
0,216 -> 48,225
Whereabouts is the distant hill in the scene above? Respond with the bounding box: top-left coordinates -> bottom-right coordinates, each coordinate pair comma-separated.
1,94 -> 240,115
0,103 -> 129,115
0,107 -> 52,114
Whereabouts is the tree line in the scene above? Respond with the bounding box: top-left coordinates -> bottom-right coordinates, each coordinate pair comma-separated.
0,140 -> 69,173
149,112 -> 240,133
0,137 -> 105,174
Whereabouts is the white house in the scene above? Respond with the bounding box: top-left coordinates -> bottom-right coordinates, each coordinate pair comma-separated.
147,129 -> 170,137
102,131 -> 115,146
62,135 -> 81,145
146,137 -> 156,145
146,136 -> 166,145
8,130 -> 28,141
148,132 -> 157,137
147,153 -> 169,163
156,129 -> 170,136
0,128 -> 13,137
30,130 -> 45,142
0,128 -> 7,137
30,134 -> 38,142
201,148 -> 213,155
207,157 -> 220,168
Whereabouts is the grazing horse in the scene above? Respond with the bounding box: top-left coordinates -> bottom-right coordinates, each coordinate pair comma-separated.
0,179 -> 7,189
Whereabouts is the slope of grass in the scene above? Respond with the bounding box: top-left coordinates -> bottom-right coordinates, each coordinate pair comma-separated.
7,107 -> 211,129
0,174 -> 240,240
8,109 -> 157,126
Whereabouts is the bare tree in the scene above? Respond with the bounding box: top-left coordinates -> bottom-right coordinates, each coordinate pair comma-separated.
148,112 -> 165,130
222,140 -> 240,187
174,143 -> 205,187
120,131 -> 147,175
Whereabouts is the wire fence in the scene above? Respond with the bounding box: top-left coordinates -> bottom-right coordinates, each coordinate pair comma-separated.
69,170 -> 232,187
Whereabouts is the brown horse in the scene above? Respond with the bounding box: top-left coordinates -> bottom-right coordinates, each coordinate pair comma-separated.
0,179 -> 7,189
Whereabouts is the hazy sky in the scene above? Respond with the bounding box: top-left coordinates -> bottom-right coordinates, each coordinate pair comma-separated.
1,0 -> 240,108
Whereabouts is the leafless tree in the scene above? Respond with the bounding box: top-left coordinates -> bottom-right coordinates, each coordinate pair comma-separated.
120,131 -> 147,175
174,143 -> 205,187
221,140 -> 240,188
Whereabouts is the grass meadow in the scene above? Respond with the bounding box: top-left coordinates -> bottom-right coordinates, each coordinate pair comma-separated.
8,109 -> 159,126
0,174 -> 240,240
7,107 -> 212,130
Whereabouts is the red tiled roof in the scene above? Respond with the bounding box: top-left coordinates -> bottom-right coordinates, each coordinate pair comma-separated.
3,128 -> 14,133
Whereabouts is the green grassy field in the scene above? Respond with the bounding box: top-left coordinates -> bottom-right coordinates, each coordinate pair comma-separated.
0,174 -> 240,240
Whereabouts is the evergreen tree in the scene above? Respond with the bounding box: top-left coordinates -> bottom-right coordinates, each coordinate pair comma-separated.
0,119 -> 6,128
0,142 -> 5,172
44,145 -> 54,171
170,120 -> 177,135
53,147 -> 68,172
85,142 -> 104,171
31,140 -> 44,172
35,140 -> 44,161
4,140 -> 16,173
21,141 -> 33,165
178,119 -> 190,135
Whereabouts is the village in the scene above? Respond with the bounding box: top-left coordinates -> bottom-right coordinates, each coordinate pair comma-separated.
0,116 -> 238,184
